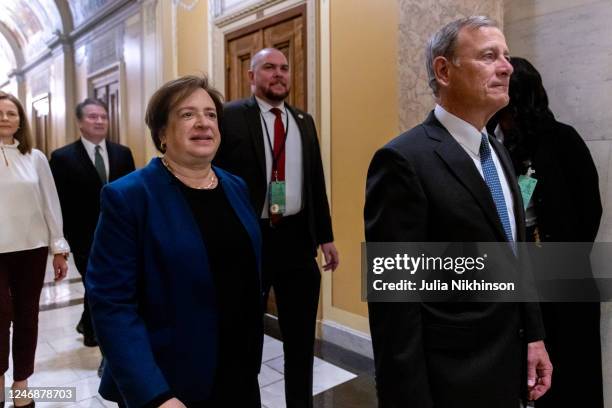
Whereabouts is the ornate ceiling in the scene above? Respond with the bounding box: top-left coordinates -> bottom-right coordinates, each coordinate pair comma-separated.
0,0 -> 62,62
0,0 -> 121,81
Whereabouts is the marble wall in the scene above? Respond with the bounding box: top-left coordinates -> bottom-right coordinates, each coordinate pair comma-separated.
397,0 -> 503,132
504,0 -> 612,241
504,0 -> 612,405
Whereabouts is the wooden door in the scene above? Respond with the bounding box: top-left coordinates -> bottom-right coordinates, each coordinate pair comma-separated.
226,31 -> 263,102
225,5 -> 306,110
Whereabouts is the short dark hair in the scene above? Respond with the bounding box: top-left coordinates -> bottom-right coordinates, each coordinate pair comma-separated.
0,91 -> 33,155
145,75 -> 224,153
75,98 -> 108,120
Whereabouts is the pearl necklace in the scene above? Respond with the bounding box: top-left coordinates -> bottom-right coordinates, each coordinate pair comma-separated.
161,157 -> 217,189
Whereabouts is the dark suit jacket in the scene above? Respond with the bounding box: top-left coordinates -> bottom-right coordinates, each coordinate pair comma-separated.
86,159 -> 263,408
49,139 -> 135,257
215,96 -> 333,255
364,112 -> 545,408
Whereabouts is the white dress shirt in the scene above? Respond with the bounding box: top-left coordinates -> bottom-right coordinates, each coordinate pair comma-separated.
80,137 -> 109,180
434,105 -> 517,241
256,96 -> 304,218
0,140 -> 70,254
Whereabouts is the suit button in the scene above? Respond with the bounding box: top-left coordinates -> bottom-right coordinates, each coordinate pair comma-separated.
518,329 -> 524,338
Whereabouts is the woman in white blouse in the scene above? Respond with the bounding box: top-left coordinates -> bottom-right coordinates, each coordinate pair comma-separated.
0,92 -> 69,408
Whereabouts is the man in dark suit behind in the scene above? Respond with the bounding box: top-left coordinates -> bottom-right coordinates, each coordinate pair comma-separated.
50,98 -> 135,348
364,17 -> 552,408
215,48 -> 339,408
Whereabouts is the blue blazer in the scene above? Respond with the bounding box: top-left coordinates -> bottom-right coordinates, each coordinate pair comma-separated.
86,158 -> 263,407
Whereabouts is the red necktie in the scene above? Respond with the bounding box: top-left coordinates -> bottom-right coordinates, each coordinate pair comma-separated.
270,108 -> 285,224
271,108 -> 285,181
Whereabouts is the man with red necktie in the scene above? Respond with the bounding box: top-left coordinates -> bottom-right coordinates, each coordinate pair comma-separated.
216,48 -> 339,408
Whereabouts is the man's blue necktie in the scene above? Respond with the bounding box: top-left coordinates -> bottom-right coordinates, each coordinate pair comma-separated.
479,133 -> 513,243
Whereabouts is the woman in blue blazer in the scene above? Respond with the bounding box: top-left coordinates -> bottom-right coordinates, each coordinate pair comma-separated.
86,76 -> 263,408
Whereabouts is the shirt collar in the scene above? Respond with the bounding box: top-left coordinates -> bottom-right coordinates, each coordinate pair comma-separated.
434,104 -> 486,157
0,139 -> 19,149
255,96 -> 286,115
81,136 -> 106,153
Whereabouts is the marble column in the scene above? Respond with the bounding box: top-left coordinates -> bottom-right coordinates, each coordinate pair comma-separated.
397,0 -> 503,131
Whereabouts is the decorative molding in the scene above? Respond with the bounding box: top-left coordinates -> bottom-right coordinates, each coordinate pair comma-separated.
32,92 -> 50,116
0,22 -> 25,68
7,70 -> 24,84
213,0 -> 281,27
18,49 -> 54,78
70,0 -> 132,38
320,320 -> 373,359
173,0 -> 200,11
87,27 -> 123,75
29,68 -> 51,96
70,0 -> 139,44
305,0 -> 316,119
46,29 -> 71,52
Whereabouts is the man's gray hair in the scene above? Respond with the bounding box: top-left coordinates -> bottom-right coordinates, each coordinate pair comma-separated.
425,16 -> 499,96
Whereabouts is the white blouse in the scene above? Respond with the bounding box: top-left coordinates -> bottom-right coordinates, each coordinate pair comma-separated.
0,141 -> 70,254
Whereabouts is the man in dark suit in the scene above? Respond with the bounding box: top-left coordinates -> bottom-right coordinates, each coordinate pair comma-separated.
50,98 -> 135,348
215,48 -> 339,408
364,17 -> 552,408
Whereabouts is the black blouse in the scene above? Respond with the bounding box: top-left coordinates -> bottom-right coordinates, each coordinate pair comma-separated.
151,173 -> 261,406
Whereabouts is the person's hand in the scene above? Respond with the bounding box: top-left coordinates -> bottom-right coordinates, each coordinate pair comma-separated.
527,340 -> 553,401
320,242 -> 339,271
159,398 -> 187,408
52,254 -> 68,281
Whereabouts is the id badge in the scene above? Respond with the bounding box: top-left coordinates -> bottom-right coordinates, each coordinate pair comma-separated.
269,181 -> 286,215
518,174 -> 538,210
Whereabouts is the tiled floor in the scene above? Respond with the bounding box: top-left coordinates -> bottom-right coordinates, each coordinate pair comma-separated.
2,256 -> 360,408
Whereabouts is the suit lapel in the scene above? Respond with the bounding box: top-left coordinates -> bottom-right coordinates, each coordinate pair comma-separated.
286,104 -> 309,174
245,96 -> 267,181
107,142 -> 118,182
75,140 -> 103,188
149,158 -> 209,267
424,114 -> 507,241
